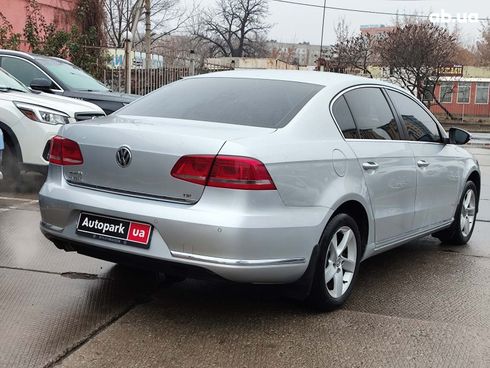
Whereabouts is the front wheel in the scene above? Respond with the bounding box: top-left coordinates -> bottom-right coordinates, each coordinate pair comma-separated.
2,142 -> 21,182
307,213 -> 362,311
433,181 -> 477,245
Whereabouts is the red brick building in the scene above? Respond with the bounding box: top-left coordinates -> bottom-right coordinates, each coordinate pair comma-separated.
360,24 -> 395,37
430,78 -> 490,118
0,0 -> 77,50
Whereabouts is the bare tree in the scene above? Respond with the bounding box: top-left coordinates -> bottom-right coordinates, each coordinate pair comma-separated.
270,45 -> 298,64
191,0 -> 271,57
376,22 -> 458,118
477,20 -> 490,66
104,0 -> 188,48
332,33 -> 377,77
333,18 -> 351,44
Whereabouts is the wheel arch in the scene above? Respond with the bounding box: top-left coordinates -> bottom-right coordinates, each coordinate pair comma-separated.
330,199 -> 370,257
0,121 -> 22,161
467,170 -> 481,212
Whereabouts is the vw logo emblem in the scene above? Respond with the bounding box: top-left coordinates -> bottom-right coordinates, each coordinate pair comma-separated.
116,146 -> 132,168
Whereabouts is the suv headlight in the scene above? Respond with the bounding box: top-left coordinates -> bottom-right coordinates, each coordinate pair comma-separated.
14,102 -> 70,125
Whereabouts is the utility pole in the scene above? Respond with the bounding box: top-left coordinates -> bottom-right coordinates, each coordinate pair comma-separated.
124,0 -> 145,94
145,0 -> 151,70
319,0 -> 327,70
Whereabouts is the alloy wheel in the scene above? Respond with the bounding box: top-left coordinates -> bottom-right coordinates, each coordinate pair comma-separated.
325,226 -> 357,298
460,188 -> 476,237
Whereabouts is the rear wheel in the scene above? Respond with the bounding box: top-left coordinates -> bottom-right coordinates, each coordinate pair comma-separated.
433,181 -> 477,245
307,213 -> 361,311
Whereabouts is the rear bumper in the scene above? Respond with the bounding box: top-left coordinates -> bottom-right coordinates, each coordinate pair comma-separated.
39,169 -> 328,284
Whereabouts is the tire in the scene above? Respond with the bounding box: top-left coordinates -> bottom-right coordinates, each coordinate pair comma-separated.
307,213 -> 362,311
433,181 -> 477,245
2,142 -> 21,182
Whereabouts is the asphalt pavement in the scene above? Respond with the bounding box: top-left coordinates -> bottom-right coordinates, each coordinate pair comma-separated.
1,147 -> 490,368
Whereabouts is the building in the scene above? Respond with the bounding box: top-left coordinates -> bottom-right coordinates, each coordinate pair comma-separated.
0,0 -> 77,50
266,41 -> 322,67
430,78 -> 490,118
360,24 -> 395,36
205,57 -> 299,70
369,65 -> 490,119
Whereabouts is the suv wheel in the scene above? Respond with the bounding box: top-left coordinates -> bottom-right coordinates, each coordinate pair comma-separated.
2,141 -> 21,182
307,213 -> 361,311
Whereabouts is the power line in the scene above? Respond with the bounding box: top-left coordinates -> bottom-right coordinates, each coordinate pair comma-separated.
271,0 -> 490,22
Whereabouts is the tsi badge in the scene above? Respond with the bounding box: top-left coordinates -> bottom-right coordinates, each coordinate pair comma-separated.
66,170 -> 83,183
116,146 -> 132,168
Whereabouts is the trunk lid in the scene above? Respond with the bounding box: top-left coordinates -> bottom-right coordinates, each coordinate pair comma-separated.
61,115 -> 275,203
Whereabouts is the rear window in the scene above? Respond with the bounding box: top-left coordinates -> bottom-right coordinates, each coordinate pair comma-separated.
118,77 -> 323,128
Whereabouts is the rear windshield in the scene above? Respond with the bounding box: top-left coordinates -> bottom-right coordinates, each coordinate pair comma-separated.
118,77 -> 323,128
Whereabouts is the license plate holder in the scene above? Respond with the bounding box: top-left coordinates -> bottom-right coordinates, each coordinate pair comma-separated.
76,212 -> 152,248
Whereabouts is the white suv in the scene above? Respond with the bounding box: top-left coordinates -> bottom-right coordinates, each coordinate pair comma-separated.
0,68 -> 105,180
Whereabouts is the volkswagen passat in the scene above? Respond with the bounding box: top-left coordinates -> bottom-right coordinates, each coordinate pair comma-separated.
39,71 -> 480,310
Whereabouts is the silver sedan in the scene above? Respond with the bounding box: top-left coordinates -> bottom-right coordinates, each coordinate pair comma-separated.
39,70 -> 480,311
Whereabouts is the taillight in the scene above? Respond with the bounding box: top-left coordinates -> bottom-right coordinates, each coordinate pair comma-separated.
171,155 -> 276,190
170,155 -> 214,185
49,136 -> 84,165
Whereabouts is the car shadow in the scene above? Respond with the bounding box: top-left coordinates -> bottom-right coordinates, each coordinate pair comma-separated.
133,235 -> 484,322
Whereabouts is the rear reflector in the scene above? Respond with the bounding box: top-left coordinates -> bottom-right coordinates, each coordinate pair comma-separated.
171,155 -> 276,190
49,136 -> 84,166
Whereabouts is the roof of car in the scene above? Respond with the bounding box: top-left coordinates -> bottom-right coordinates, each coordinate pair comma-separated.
0,49 -> 69,63
0,49 -> 36,59
192,69 -> 401,90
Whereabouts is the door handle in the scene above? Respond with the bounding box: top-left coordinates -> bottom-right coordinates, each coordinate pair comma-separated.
417,160 -> 430,168
362,161 -> 379,170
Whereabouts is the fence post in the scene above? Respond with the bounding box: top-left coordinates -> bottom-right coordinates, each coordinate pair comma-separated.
189,50 -> 195,76
124,39 -> 132,94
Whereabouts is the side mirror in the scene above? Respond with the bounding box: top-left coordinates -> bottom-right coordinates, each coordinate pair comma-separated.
448,127 -> 471,145
30,78 -> 53,93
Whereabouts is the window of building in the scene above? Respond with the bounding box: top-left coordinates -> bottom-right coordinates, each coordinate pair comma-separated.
331,96 -> 359,139
439,82 -> 453,103
387,90 -> 441,143
344,87 -> 401,140
457,82 -> 471,104
422,81 -> 435,102
476,82 -> 489,104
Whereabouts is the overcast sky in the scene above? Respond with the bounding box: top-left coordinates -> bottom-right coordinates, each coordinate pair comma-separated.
185,0 -> 490,46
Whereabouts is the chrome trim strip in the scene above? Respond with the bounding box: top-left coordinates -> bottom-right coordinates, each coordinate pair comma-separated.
65,181 -> 196,205
171,251 -> 306,266
329,83 -> 447,143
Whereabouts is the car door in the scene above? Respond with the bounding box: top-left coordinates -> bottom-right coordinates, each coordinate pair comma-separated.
386,89 -> 464,230
337,87 -> 417,246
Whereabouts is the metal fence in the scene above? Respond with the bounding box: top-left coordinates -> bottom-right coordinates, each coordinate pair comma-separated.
102,55 -> 233,95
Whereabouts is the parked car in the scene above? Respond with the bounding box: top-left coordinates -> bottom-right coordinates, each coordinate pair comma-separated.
39,71 -> 480,311
0,50 -> 137,114
0,67 -> 105,180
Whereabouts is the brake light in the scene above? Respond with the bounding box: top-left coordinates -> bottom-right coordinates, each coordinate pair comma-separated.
170,155 -> 214,185
171,155 -> 276,190
49,136 -> 84,165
